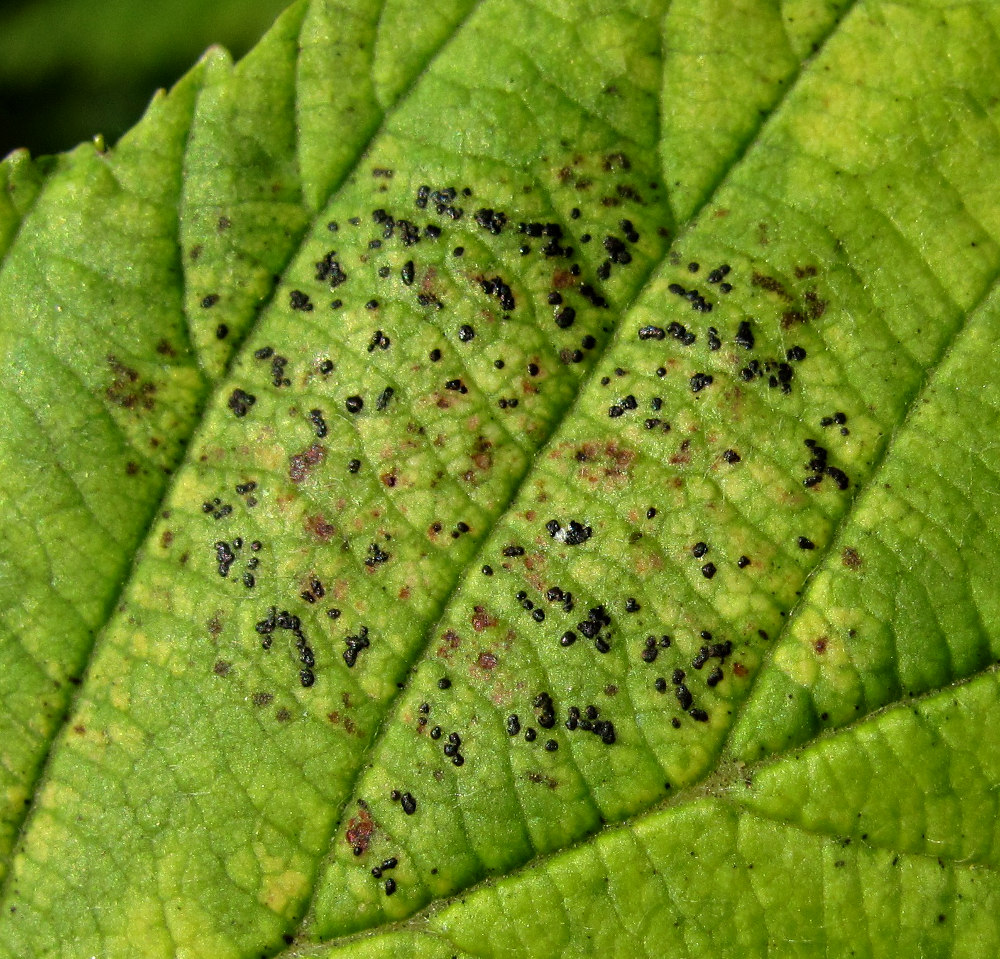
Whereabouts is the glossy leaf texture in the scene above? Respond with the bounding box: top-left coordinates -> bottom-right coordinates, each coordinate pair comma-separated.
1,0 -> 999,957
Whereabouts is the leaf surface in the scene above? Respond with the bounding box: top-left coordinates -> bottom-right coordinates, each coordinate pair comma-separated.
1,0 -> 999,957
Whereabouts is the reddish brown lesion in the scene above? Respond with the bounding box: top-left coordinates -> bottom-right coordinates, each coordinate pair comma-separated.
842,547 -> 862,570
289,443 -> 325,482
345,805 -> 375,854
305,515 -> 337,540
471,606 -> 497,633
476,651 -> 498,671
437,629 -> 462,659
106,355 -> 155,411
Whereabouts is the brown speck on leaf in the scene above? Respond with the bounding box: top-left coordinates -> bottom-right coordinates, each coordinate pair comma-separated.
781,309 -> 806,328
471,606 -> 498,633
207,616 -> 223,638
275,708 -> 291,722
476,651 -> 498,671
125,461 -> 139,476
73,724 -> 86,735
345,805 -> 375,854
213,660 -> 231,676
155,339 -> 176,357
106,356 -> 155,411
751,272 -> 791,300
306,515 -> 337,540
813,638 -> 828,655
732,662 -> 748,678
160,530 -> 173,548
252,692 -> 273,707
526,771 -> 559,789
438,629 -> 462,659
795,265 -> 818,278
805,290 -> 827,319
289,443 -> 326,483
670,439 -> 692,465
842,547 -> 862,570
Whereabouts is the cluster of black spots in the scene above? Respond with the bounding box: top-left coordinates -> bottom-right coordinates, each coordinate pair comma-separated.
445,378 -> 468,394
227,388 -> 256,417
518,220 -> 573,259
479,276 -> 516,312
691,638 -> 732,671
316,251 -> 348,287
345,395 -> 364,414
689,372 -> 713,393
691,541 -> 709,559
666,281 -> 712,313
308,408 -> 327,438
202,496 -> 233,521
252,348 -> 291,388
564,704 -> 617,745
474,208 -> 508,235
255,607 -> 317,686
640,634 -> 671,663
706,264 -> 732,289
624,598 -> 641,613
797,536 -> 816,550
533,692 -> 556,729
515,589 -> 545,623
235,481 -> 258,508
545,519 -> 592,546
214,540 -> 236,577
608,393 -> 638,418
457,324 -> 476,342
502,544 -> 525,557
419,185 -> 464,220
201,293 -> 219,309
289,289 -> 314,311
577,605 -> 612,653
371,856 -> 399,895
389,790 -> 417,816
637,325 -> 665,341
736,338 -> 806,394
343,626 -> 370,667
802,439 -> 850,490
376,387 -> 394,411
211,536 -> 260,588
668,321 -> 697,346
706,327 -> 721,351
722,449 -> 741,464
300,576 -> 325,604
365,542 -> 391,568
442,730 -> 465,766
821,410 -> 850,436
668,669 -> 708,722
368,329 -> 391,352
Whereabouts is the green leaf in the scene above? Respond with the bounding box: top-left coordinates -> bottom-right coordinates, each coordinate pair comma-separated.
1,0 -> 999,956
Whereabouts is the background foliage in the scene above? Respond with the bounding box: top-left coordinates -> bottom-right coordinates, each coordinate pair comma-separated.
0,0 -> 287,157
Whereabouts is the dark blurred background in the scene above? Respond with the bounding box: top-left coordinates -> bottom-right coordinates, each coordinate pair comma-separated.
0,0 -> 289,158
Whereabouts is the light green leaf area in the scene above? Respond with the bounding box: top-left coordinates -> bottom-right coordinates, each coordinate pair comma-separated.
1,0 -> 999,957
